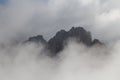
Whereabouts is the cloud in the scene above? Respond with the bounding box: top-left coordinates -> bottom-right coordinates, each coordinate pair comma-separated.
0,0 -> 120,44
0,0 -> 120,80
0,39 -> 119,80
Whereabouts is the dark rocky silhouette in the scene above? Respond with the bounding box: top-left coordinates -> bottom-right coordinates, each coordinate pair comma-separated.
25,27 -> 103,55
25,35 -> 47,44
92,39 -> 103,45
48,27 -> 92,54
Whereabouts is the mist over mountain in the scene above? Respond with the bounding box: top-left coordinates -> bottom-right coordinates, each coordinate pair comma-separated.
26,27 -> 102,56
0,0 -> 120,80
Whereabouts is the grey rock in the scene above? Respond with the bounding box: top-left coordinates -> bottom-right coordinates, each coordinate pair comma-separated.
25,27 -> 103,56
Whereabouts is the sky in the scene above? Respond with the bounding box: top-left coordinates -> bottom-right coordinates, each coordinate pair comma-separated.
0,0 -> 120,44
0,0 -> 120,80
0,0 -> 8,4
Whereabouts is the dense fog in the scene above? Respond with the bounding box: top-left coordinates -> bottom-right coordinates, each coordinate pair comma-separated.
0,0 -> 120,80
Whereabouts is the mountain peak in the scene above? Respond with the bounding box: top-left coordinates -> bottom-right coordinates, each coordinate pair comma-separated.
25,27 -> 103,56
25,35 -> 47,44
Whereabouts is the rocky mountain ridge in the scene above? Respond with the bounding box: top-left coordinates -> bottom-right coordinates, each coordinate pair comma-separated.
25,27 -> 102,55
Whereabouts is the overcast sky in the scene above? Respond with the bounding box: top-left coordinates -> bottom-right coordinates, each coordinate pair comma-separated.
0,0 -> 120,44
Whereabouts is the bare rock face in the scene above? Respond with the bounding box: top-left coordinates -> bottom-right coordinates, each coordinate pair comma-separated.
48,30 -> 67,54
25,35 -> 47,44
48,27 -> 92,54
25,27 -> 102,55
92,39 -> 103,45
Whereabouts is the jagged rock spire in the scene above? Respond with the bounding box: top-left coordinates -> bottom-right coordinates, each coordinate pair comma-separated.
25,27 -> 102,55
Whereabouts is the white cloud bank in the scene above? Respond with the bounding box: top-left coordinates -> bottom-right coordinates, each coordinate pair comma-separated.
0,0 -> 120,43
0,40 -> 119,80
0,0 -> 120,80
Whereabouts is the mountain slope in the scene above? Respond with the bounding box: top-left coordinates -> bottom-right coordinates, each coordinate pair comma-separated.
25,27 -> 102,55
